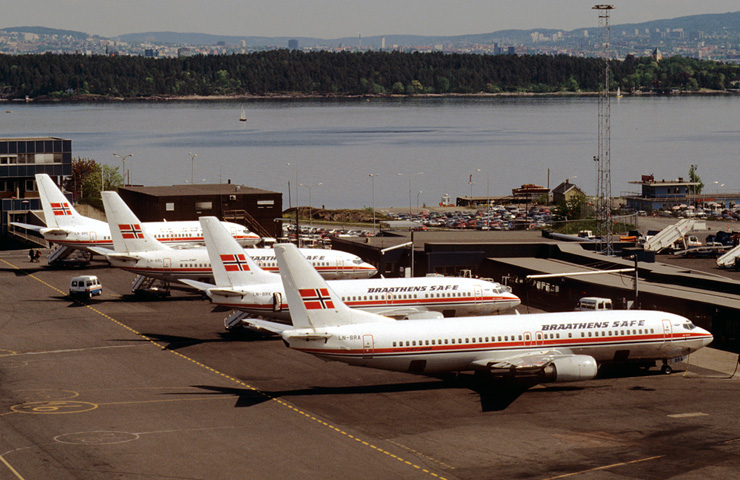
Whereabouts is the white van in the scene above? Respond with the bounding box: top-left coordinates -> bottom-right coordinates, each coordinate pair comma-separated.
575,297 -> 612,311
69,275 -> 102,299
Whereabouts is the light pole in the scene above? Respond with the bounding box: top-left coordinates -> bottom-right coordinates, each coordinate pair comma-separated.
397,172 -> 423,214
299,183 -> 322,229
286,162 -> 299,241
476,168 -> 490,208
189,152 -> 197,185
368,174 -> 378,231
468,173 -> 475,204
113,153 -> 133,186
714,181 -> 725,209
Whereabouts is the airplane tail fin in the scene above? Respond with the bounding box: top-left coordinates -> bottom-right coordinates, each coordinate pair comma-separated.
35,173 -> 84,228
274,243 -> 390,329
200,216 -> 277,287
101,191 -> 169,253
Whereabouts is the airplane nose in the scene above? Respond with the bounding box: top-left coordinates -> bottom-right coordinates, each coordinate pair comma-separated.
702,334 -> 714,347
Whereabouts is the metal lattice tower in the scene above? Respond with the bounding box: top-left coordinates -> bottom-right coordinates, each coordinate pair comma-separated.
593,4 -> 614,255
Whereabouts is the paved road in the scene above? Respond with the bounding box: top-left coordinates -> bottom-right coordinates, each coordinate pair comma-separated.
1,249 -> 739,479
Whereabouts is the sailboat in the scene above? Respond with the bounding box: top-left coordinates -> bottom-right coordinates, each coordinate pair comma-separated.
616,87 -> 623,98
239,106 -> 247,122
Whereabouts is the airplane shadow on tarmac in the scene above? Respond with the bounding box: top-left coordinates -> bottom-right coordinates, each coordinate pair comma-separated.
180,363 -> 676,412
183,375 -> 566,412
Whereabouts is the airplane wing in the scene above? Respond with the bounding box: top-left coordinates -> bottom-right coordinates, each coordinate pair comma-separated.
469,351 -> 598,383
368,306 -> 443,320
88,247 -> 140,262
180,280 -> 247,298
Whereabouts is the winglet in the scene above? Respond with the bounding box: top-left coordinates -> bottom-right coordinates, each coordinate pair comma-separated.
101,191 -> 168,253
200,216 -> 277,287
274,243 -> 389,329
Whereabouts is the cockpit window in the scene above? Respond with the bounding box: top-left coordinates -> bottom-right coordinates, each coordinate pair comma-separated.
352,259 -> 363,265
683,322 -> 696,330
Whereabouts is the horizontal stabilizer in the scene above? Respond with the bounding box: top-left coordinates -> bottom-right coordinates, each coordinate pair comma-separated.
9,222 -> 44,233
179,279 -> 217,291
246,319 -> 294,334
88,246 -> 115,256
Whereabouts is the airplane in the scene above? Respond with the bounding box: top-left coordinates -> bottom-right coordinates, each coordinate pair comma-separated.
95,191 -> 377,286
180,217 -> 520,327
262,243 -> 713,383
11,174 -> 260,252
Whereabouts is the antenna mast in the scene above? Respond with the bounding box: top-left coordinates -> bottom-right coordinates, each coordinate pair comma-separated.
593,4 -> 614,255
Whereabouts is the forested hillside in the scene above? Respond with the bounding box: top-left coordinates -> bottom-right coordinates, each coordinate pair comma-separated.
0,50 -> 737,99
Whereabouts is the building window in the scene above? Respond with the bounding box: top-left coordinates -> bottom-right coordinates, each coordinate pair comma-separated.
166,203 -> 175,212
194,202 -> 212,210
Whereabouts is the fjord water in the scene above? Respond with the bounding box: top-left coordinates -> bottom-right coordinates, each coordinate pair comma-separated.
2,96 -> 738,209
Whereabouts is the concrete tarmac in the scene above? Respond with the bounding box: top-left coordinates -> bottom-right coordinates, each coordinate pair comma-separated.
1,249 -> 739,479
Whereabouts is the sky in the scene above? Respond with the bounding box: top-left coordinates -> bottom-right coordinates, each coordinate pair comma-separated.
4,1 -> 740,39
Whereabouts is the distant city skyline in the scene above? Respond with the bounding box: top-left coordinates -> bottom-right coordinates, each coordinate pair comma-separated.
5,1 -> 739,39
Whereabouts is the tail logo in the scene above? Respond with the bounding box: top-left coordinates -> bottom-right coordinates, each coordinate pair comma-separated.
299,288 -> 335,310
220,253 -> 250,272
51,202 -> 72,216
119,224 -> 144,239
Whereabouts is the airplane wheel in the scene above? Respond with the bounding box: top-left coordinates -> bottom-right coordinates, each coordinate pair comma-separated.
661,364 -> 672,375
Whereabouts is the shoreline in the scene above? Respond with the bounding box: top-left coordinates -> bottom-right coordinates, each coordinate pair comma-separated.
3,89 -> 739,104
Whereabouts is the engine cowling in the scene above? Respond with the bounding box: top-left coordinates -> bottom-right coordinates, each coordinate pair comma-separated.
542,355 -> 598,382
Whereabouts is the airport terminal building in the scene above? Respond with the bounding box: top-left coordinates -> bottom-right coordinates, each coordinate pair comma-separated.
118,183 -> 282,238
0,137 -> 72,238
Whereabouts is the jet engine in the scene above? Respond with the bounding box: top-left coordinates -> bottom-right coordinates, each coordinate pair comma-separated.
541,355 -> 598,382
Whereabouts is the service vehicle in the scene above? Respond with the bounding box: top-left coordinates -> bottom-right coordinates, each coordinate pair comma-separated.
69,275 -> 102,298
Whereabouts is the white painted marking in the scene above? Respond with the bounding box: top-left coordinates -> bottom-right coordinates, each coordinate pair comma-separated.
0,345 -> 139,357
668,412 -> 708,418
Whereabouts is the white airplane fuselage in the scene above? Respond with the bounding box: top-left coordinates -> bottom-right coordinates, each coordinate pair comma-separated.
109,247 -> 377,281
209,276 -> 520,320
42,217 -> 260,249
283,310 -> 712,376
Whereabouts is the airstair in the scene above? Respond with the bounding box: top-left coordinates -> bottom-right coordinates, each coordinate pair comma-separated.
717,244 -> 740,268
643,219 -> 701,253
224,310 -> 251,330
131,275 -> 171,296
47,245 -> 91,266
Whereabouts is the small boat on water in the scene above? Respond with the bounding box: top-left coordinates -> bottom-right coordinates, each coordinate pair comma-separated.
239,106 -> 247,122
616,87 -> 623,98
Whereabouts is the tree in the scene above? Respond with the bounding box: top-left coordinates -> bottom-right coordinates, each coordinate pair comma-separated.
688,165 -> 704,195
80,163 -> 123,210
65,157 -> 98,200
555,193 -> 588,221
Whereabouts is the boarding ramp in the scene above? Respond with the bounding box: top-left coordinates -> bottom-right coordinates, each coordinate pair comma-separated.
644,219 -> 701,253
224,310 -> 252,330
131,275 -> 170,296
717,244 -> 740,268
